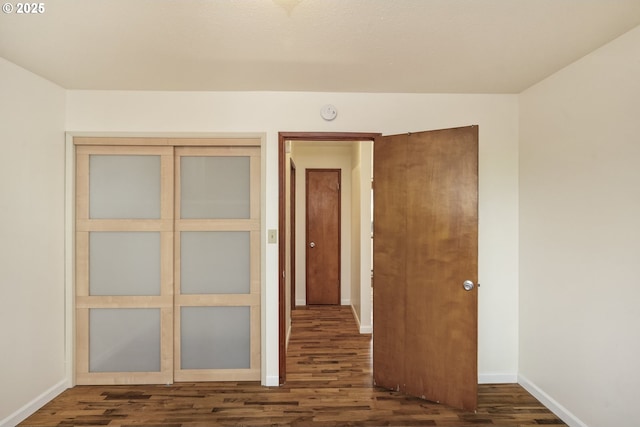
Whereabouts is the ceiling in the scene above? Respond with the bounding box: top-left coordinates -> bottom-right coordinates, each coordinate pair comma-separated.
1,0 -> 639,93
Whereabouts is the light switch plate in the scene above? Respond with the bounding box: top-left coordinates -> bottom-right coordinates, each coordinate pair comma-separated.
268,229 -> 277,244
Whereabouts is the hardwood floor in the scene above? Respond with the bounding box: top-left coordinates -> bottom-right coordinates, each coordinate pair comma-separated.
20,305 -> 566,426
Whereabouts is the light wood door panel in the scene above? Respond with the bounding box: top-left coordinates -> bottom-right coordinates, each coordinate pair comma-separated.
373,126 -> 478,411
305,169 -> 341,305
173,146 -> 261,382
75,145 -> 174,385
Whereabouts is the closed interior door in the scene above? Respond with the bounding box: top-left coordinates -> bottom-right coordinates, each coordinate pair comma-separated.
373,126 -> 479,411
75,139 -> 261,385
305,169 -> 341,305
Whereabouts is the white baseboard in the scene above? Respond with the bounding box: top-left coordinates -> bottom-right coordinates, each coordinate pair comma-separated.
359,324 -> 373,334
341,298 -> 350,305
295,299 -> 305,306
350,304 -> 361,325
349,304 -> 361,330
478,373 -> 517,384
0,379 -> 68,427
518,374 -> 588,427
264,375 -> 280,387
349,304 -> 373,334
286,322 -> 292,350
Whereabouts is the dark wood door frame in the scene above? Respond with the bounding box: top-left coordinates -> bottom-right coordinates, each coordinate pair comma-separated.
290,159 -> 296,312
278,132 -> 380,384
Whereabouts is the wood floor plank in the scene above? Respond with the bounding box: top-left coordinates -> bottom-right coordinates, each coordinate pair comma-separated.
20,305 -> 566,426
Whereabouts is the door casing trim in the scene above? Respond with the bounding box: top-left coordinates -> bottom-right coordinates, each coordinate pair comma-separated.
64,132 -> 267,387
277,132 -> 380,384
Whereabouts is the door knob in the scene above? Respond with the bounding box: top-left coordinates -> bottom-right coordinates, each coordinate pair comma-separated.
463,280 -> 475,291
309,242 -> 315,248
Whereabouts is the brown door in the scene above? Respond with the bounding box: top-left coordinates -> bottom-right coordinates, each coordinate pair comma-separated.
305,169 -> 341,305
373,126 -> 478,411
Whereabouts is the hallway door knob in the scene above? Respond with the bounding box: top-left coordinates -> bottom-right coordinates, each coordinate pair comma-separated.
463,280 -> 475,291
309,242 -> 315,248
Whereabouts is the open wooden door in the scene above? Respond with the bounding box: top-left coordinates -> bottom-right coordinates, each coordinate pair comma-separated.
373,126 -> 478,411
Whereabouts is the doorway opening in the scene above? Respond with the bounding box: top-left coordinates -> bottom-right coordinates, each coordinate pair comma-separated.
278,132 -> 379,384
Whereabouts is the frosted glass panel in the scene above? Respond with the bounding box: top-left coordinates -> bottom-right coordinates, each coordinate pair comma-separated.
181,156 -> 250,219
90,155 -> 161,219
89,232 -> 161,296
90,308 -> 160,372
181,306 -> 250,369
181,231 -> 250,294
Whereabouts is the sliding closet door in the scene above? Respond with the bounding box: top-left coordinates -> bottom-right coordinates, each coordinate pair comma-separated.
174,147 -> 261,381
75,146 -> 174,385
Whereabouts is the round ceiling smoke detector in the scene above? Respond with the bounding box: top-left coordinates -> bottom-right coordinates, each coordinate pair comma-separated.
320,104 -> 338,121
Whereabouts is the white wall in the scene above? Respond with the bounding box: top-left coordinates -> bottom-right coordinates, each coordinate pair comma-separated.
350,141 -> 373,334
284,150 -> 293,346
519,25 -> 640,427
65,90 -> 520,386
350,144 -> 363,324
0,58 -> 67,425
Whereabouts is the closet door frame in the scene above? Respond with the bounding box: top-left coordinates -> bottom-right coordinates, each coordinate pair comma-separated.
71,136 -> 263,386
